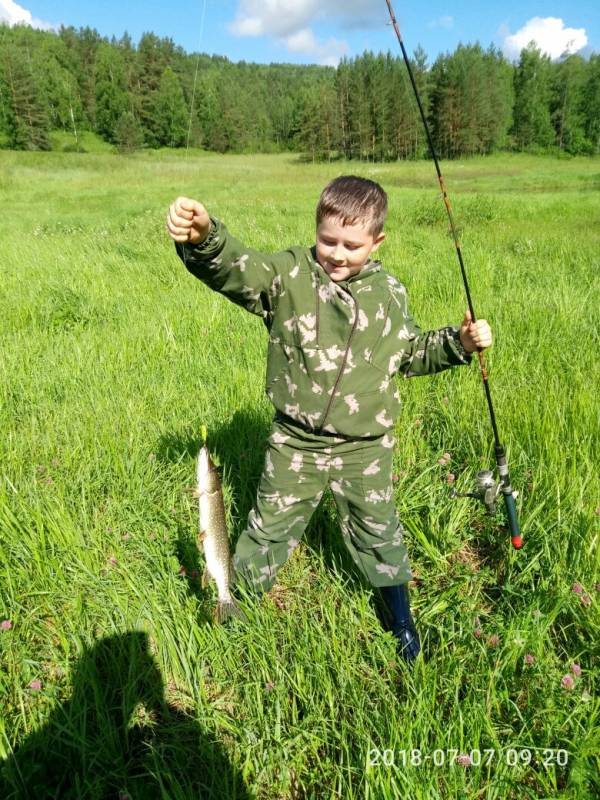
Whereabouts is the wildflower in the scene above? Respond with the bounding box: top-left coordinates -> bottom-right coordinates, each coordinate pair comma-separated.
122,532 -> 131,541
392,473 -> 400,482
264,681 -> 275,692
414,419 -> 422,426
488,634 -> 500,647
437,457 -> 447,466
148,453 -> 156,461
561,674 -> 575,690
571,663 -> 582,677
179,566 -> 187,576
148,533 -> 157,541
581,594 -> 591,607
524,653 -> 535,665
1,620 -> 12,630
28,679 -> 42,691
595,507 -> 600,515
456,753 -> 472,766
108,556 -> 118,566
36,465 -> 45,474
532,609 -> 542,619
473,628 -> 482,639
571,582 -> 583,594
446,473 -> 456,484
596,583 -> 600,592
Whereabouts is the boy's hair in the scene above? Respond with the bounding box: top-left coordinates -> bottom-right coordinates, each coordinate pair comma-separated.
316,175 -> 388,236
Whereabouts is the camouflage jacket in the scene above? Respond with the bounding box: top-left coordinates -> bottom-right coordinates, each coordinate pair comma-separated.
175,217 -> 472,438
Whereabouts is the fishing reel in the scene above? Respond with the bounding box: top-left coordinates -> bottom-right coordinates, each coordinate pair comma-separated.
451,469 -> 519,517
451,470 -> 499,515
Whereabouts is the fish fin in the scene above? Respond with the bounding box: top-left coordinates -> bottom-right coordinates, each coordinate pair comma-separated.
201,566 -> 210,588
198,530 -> 206,544
214,600 -> 248,625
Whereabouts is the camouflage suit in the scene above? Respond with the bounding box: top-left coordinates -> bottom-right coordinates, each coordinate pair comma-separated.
176,218 -> 472,592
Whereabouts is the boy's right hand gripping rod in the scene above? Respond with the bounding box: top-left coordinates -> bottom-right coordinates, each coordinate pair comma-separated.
384,0 -> 522,549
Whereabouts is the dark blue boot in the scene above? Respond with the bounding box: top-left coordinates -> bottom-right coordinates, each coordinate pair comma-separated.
380,583 -> 421,663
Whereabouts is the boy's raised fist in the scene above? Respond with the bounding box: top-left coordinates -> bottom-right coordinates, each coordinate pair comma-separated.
166,196 -> 211,244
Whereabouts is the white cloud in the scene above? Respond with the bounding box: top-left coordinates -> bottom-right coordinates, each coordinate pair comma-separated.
0,0 -> 56,30
283,27 -> 349,66
428,16 -> 454,30
502,17 -> 587,61
228,0 -> 378,64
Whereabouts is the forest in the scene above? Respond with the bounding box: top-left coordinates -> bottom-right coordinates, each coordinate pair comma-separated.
1,22 -> 599,158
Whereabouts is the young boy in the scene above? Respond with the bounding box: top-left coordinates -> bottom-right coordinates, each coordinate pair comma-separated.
167,176 -> 492,663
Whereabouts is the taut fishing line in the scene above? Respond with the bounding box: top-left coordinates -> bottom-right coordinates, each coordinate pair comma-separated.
186,0 -> 208,155
384,0 -> 523,549
181,0 -> 207,271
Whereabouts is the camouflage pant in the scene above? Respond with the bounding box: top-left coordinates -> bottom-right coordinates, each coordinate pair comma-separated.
232,414 -> 412,593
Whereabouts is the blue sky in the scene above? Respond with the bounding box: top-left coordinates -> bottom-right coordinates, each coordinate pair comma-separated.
2,1 -> 598,66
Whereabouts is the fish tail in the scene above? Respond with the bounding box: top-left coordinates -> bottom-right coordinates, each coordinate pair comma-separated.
214,599 -> 248,624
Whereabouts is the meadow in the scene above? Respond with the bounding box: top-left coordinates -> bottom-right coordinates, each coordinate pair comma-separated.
0,148 -> 599,799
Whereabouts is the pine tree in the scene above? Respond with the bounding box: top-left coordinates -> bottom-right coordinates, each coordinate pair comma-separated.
115,111 -> 143,152
582,55 -> 600,154
155,66 -> 188,147
512,44 -> 554,150
0,43 -> 51,150
94,43 -> 129,142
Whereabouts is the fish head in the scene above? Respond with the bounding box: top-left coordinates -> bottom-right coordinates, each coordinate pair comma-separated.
197,446 -> 221,493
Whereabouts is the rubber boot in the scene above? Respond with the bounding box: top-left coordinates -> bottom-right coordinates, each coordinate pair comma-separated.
380,583 -> 421,664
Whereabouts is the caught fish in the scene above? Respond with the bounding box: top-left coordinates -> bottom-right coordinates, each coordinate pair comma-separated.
195,433 -> 245,623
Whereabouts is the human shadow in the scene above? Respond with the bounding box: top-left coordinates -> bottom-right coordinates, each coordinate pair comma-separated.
0,631 -> 250,800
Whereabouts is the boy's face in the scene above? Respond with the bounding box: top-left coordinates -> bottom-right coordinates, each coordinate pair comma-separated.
316,216 -> 385,283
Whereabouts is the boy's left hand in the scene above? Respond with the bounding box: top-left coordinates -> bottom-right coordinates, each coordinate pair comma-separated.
459,310 -> 492,353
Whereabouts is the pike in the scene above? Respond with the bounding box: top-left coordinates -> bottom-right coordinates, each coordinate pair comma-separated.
194,426 -> 246,622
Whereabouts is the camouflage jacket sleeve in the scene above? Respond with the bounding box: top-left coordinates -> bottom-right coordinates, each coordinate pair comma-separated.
174,217 -> 298,321
392,284 -> 473,377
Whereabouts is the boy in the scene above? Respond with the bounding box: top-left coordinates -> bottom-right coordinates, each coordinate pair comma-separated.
167,176 -> 492,663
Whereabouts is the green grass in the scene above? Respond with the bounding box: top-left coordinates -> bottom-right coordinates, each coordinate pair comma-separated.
0,150 -> 599,799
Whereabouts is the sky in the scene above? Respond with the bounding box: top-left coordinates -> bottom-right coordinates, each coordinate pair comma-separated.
0,0 -> 597,67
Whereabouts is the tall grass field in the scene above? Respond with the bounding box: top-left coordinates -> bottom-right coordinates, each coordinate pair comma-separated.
1,149 -> 599,799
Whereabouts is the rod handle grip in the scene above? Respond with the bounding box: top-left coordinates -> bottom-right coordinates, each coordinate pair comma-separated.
503,492 -> 522,549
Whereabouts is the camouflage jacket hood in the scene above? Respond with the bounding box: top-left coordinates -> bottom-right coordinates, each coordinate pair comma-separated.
176,217 -> 472,438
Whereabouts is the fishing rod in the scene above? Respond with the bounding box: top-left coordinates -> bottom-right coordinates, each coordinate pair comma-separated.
384,0 -> 522,549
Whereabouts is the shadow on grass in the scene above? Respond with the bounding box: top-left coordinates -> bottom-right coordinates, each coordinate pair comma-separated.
157,409 -> 372,598
0,631 -> 250,800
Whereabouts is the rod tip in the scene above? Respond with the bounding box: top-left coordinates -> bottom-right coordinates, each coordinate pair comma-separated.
511,535 -> 524,550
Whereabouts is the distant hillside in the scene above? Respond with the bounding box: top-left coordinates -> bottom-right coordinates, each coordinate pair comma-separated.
0,23 -> 598,157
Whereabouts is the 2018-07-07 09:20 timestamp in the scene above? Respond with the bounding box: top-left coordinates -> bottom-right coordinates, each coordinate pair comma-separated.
367,748 -> 569,768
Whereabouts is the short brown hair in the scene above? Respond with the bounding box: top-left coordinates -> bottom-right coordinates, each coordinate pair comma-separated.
316,175 -> 388,236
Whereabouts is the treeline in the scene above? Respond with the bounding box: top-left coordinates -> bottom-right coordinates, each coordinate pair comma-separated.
0,23 -> 599,158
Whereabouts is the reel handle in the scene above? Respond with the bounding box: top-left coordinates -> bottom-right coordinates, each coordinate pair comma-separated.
503,491 -> 522,549
495,445 -> 523,549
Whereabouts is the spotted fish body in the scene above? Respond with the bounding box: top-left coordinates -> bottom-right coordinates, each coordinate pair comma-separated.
196,445 -> 243,622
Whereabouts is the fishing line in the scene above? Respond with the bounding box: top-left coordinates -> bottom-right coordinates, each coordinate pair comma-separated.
186,0 -> 208,155
180,0 -> 207,271
384,0 -> 522,549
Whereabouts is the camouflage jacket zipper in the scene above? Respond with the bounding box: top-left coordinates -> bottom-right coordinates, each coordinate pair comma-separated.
316,288 -> 360,432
